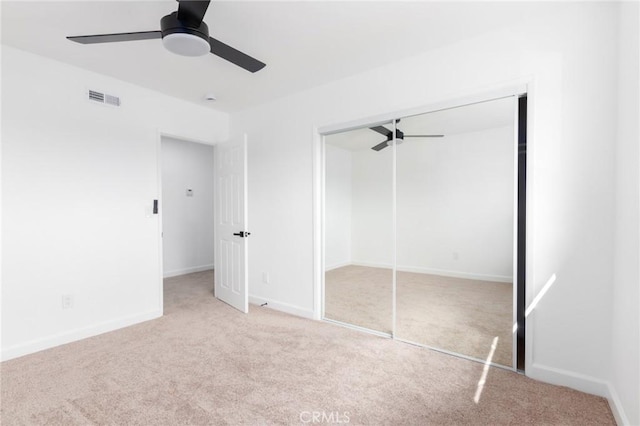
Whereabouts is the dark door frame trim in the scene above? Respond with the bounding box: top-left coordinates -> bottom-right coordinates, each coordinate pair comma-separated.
516,95 -> 528,372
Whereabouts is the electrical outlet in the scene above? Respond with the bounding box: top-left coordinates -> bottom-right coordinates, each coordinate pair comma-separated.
262,272 -> 270,284
186,189 -> 194,197
62,294 -> 74,309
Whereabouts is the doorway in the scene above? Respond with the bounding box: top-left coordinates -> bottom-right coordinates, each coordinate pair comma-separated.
321,95 -> 527,370
160,136 -> 216,308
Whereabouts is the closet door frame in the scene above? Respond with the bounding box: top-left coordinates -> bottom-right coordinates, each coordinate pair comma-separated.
314,84 -> 531,373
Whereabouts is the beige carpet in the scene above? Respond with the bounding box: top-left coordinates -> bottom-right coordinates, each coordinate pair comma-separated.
1,270 -> 614,425
325,265 -> 513,367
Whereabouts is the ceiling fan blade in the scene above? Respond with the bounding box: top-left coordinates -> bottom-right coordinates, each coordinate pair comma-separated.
67,31 -> 162,44
371,140 -> 390,151
403,134 -> 445,138
209,37 -> 266,72
177,0 -> 211,26
370,126 -> 392,138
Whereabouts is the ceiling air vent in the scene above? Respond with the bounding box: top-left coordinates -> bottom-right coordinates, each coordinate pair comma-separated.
105,94 -> 120,106
88,89 -> 120,107
88,90 -> 104,103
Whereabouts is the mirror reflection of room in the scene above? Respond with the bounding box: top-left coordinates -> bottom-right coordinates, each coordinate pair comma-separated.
324,124 -> 394,334
324,97 -> 515,368
395,98 -> 515,367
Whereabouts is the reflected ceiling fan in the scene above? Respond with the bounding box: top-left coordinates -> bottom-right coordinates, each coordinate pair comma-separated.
369,122 -> 444,151
67,0 -> 266,73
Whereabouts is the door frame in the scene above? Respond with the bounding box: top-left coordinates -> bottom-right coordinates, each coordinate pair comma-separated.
156,131 -> 217,315
312,83 -> 533,372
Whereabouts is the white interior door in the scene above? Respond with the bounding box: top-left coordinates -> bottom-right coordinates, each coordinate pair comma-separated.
214,135 -> 249,313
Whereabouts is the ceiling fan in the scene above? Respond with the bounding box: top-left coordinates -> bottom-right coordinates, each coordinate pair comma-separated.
369,123 -> 444,151
67,0 -> 266,73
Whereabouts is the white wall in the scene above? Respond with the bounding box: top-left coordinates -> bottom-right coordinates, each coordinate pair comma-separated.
611,2 -> 640,425
161,137 -> 215,278
346,126 -> 514,282
1,46 -> 229,360
350,146 -> 395,269
397,126 -> 514,281
233,0 -> 624,411
324,144 -> 352,270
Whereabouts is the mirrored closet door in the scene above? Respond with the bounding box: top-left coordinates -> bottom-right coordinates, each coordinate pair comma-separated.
324,123 -> 394,334
394,98 -> 516,367
323,97 -> 519,369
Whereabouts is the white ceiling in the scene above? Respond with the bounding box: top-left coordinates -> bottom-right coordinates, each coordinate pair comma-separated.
326,96 -> 515,152
2,1 -> 548,112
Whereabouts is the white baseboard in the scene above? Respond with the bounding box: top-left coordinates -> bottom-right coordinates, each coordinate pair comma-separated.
1,309 -> 162,362
325,261 -> 351,272
606,381 -> 631,426
528,363 -> 609,397
163,264 -> 214,278
528,363 -> 633,425
350,261 -> 513,283
249,295 -> 315,320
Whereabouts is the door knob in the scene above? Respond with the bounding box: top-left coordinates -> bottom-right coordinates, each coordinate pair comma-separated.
233,231 -> 251,238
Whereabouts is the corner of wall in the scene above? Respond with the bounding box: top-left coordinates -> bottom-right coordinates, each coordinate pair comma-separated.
528,363 -> 610,398
607,381 -> 632,426
527,362 -> 634,424
609,1 -> 640,424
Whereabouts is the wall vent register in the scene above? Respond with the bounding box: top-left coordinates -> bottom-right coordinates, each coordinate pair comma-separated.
88,90 -> 121,107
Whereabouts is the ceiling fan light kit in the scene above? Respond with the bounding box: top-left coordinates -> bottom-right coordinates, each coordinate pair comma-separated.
386,139 -> 404,147
161,12 -> 210,57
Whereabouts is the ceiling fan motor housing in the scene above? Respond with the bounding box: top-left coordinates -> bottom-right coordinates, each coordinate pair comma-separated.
160,12 -> 210,56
